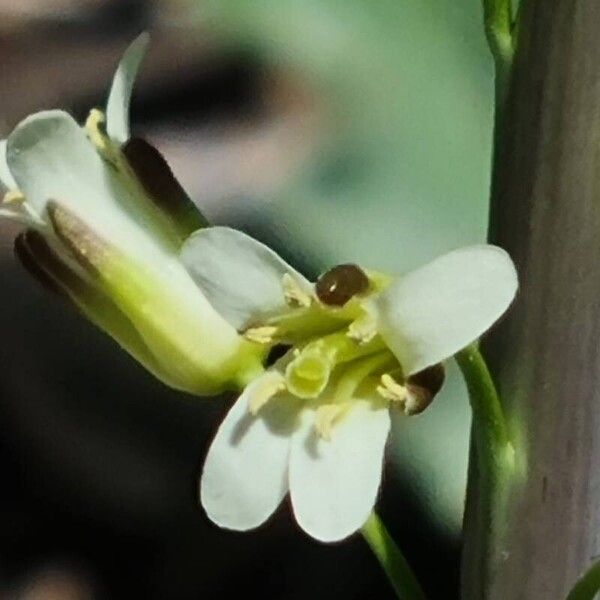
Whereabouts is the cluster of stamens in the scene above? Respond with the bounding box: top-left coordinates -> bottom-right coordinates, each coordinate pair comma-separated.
242,264 -> 444,439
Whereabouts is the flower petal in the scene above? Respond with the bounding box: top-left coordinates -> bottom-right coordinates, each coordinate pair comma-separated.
181,226 -> 312,330
201,373 -> 301,530
7,110 -> 257,394
372,245 -> 518,375
106,32 -> 150,144
289,400 -> 390,542
6,110 -> 169,262
7,110 -> 112,216
0,139 -> 16,190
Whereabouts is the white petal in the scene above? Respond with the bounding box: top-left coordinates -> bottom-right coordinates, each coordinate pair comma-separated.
0,139 -> 16,190
372,245 -> 518,375
289,400 -> 390,542
6,110 -> 165,260
181,226 -> 312,329
7,110 -> 112,217
201,373 -> 301,531
106,32 -> 150,144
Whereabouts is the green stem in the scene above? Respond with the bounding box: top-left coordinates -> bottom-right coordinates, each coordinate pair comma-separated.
482,0 -> 516,110
456,344 -> 515,584
456,344 -> 513,474
361,512 -> 427,600
482,0 -> 514,63
566,561 -> 600,600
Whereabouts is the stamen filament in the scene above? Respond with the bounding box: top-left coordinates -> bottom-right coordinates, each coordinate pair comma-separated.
377,373 -> 408,403
347,312 -> 378,344
247,371 -> 287,415
314,404 -> 346,441
314,351 -> 395,440
333,352 -> 396,403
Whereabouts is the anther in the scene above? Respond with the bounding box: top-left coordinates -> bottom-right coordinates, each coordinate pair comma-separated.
347,313 -> 377,344
404,363 -> 445,415
315,264 -> 369,307
282,273 -> 312,307
243,325 -> 279,344
3,190 -> 25,205
85,109 -> 109,151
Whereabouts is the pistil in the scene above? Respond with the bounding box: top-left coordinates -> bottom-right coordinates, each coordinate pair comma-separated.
285,331 -> 386,398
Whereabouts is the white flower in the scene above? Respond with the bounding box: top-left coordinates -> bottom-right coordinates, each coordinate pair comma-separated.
0,35 -> 264,394
180,227 -> 518,542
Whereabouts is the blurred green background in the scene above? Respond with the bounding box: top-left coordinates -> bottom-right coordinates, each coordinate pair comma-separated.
0,1 -> 492,598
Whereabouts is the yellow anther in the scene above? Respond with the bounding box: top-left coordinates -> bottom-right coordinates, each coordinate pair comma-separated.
3,190 -> 25,205
282,273 -> 312,308
347,313 -> 377,344
243,325 -> 279,344
248,372 -> 286,415
377,373 -> 407,403
85,109 -> 109,150
85,109 -> 122,167
315,404 -> 347,441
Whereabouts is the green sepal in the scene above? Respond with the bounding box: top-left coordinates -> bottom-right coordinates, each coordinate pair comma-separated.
14,229 -> 182,389
47,202 -> 266,395
122,137 -> 207,241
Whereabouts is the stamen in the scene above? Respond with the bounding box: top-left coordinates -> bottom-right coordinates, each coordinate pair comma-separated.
315,404 -> 347,441
3,190 -> 25,205
244,325 -> 279,344
404,363 -> 445,415
0,192 -> 44,227
282,273 -> 312,307
314,352 -> 393,440
334,352 -> 394,402
248,372 -> 287,415
347,313 -> 377,344
377,373 -> 407,404
377,365 -> 445,415
85,109 -> 110,153
315,264 -> 369,306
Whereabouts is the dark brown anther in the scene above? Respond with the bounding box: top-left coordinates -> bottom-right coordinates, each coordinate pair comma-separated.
315,263 -> 369,307
404,363 -> 446,415
122,137 -> 206,238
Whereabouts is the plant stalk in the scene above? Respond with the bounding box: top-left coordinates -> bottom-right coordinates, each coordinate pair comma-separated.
361,512 -> 427,600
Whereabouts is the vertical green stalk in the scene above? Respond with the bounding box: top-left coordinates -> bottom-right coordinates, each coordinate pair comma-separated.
456,345 -> 513,475
482,0 -> 516,108
456,344 -> 515,589
361,512 -> 427,600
